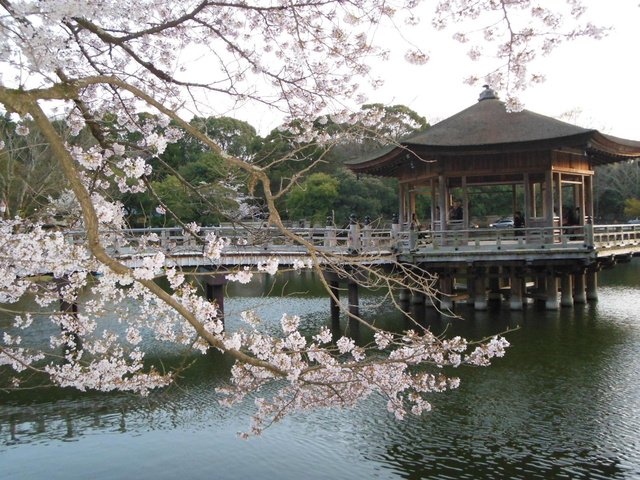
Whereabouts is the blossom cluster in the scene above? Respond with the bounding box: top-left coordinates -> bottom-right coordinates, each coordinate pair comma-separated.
216,311 -> 510,436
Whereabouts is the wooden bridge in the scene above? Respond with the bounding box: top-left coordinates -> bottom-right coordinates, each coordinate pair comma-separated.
62,221 -> 640,313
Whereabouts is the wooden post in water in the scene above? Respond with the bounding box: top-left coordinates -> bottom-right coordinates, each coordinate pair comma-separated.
439,274 -> 453,310
205,274 -> 227,325
545,270 -> 559,310
509,268 -> 524,310
560,272 -> 574,308
466,274 -> 475,306
586,267 -> 598,302
573,271 -> 587,303
473,268 -> 487,311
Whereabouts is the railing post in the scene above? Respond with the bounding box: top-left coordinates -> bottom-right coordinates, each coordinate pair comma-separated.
409,221 -> 418,250
324,215 -> 336,248
362,215 -> 372,249
391,213 -> 401,250
585,216 -> 594,247
348,214 -> 360,252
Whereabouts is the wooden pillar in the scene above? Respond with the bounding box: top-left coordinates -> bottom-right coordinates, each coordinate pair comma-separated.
556,172 -> 563,231
586,268 -> 598,301
574,271 -> 587,303
584,175 -> 594,220
438,174 -> 447,231
409,186 -> 416,225
509,268 -> 523,310
544,169 -> 554,230
462,176 -> 469,229
430,178 -> 437,229
399,183 -> 408,226
545,270 -> 559,310
524,172 -> 533,219
560,272 -> 574,308
205,274 -> 227,324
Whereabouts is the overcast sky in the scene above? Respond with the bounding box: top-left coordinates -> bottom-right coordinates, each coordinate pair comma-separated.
368,0 -> 640,139
216,1 -> 639,139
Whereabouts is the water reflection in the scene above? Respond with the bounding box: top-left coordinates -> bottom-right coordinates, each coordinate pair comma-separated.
2,260 -> 640,479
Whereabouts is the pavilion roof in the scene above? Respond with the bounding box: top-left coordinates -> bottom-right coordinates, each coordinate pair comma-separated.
347,87 -> 640,173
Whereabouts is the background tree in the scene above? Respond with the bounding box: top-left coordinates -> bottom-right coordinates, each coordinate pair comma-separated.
286,172 -> 340,224
624,198 -> 640,220
0,115 -> 69,219
594,160 -> 640,222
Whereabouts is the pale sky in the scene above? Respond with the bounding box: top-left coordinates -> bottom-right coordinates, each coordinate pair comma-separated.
368,0 -> 640,140
208,1 -> 640,140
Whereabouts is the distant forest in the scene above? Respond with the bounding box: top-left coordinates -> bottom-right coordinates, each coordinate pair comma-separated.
2,106 -> 639,227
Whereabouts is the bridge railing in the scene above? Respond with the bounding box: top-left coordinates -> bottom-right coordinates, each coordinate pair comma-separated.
592,223 -> 640,246
62,222 -> 640,258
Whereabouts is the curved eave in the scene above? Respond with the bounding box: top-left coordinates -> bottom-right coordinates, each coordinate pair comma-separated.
345,145 -> 408,176
346,132 -> 596,176
587,132 -> 640,165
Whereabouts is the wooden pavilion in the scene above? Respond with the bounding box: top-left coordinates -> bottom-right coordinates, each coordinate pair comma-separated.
347,86 -> 640,232
345,86 -> 640,311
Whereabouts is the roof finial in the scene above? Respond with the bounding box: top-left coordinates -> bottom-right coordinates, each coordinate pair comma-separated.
478,85 -> 498,101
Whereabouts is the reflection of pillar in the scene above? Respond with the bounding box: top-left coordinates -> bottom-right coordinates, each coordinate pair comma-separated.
348,282 -> 359,317
329,281 -> 340,322
411,291 -> 425,305
509,268 -> 523,310
398,288 -> 410,305
56,277 -> 82,355
545,271 -> 559,310
560,272 -> 573,308
205,274 -> 227,325
535,272 -> 546,306
574,271 -> 586,303
586,268 -> 598,301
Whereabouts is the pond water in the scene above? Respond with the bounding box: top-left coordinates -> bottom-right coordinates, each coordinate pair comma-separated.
2,260 -> 640,479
